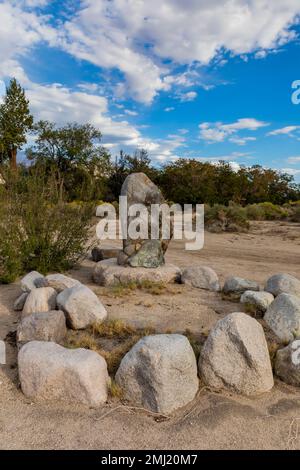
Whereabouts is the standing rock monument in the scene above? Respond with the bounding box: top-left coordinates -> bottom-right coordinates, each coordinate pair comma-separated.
93,172 -> 180,286
117,172 -> 171,268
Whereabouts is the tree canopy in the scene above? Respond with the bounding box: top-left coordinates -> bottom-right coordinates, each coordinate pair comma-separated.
0,78 -> 33,169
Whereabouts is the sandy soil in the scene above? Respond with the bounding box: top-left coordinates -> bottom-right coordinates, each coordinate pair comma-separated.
1,221 -> 300,450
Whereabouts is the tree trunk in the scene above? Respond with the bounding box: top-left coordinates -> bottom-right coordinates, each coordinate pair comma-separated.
10,148 -> 17,170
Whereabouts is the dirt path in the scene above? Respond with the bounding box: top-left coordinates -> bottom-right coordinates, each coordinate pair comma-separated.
1,221 -> 300,449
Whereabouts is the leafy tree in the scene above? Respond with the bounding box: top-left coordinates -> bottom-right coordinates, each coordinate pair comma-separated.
26,121 -> 112,200
0,78 -> 33,169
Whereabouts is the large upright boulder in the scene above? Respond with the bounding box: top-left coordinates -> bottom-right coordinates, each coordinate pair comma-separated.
118,173 -> 171,268
18,341 -> 109,407
264,293 -> 300,343
198,312 -> 274,396
57,284 -> 107,329
22,287 -> 57,317
115,334 -> 198,414
265,273 -> 300,298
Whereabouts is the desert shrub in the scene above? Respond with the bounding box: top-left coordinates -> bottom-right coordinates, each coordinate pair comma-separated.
204,203 -> 249,232
257,202 -> 288,220
290,205 -> 300,223
0,168 -> 94,283
246,204 -> 266,220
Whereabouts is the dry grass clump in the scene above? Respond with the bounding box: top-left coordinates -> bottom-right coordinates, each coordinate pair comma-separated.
108,379 -> 124,399
109,279 -> 168,297
64,319 -> 156,375
183,328 -> 202,361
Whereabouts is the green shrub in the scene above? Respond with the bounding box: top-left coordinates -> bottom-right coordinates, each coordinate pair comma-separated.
0,168 -> 94,283
257,202 -> 288,220
204,203 -> 249,232
246,204 -> 266,220
290,205 -> 300,223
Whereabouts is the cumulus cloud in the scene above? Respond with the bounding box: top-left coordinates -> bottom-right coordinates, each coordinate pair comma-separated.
199,118 -> 269,143
59,0 -> 300,102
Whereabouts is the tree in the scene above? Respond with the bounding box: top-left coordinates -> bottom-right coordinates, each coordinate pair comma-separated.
26,121 -> 112,200
0,78 -> 33,169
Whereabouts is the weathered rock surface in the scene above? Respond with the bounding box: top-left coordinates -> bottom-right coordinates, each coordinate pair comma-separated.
275,340 -> 300,386
18,341 -> 109,407
93,258 -> 181,287
91,247 -> 120,262
20,271 -> 44,292
115,334 -> 198,414
17,311 -> 67,345
264,293 -> 300,343
57,284 -> 107,329
22,287 -> 57,317
14,293 -> 28,311
45,273 -> 80,292
240,290 -> 274,313
198,312 -> 274,396
118,173 -> 171,268
181,266 -> 220,291
265,273 -> 300,297
223,276 -> 260,296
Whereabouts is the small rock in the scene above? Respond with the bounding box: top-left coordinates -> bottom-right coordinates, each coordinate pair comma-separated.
264,293 -> 300,343
181,266 -> 220,291
275,340 -> 300,386
57,284 -> 107,329
198,312 -> 274,396
17,311 -> 67,345
240,290 -> 274,313
115,334 -> 199,414
20,271 -> 45,292
14,293 -> 28,311
45,273 -> 80,293
93,258 -> 181,287
265,273 -> 300,297
223,276 -> 260,296
22,287 -> 57,318
91,247 -> 120,262
18,341 -> 109,407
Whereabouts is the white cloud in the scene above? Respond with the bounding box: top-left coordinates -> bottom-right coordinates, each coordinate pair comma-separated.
268,126 -> 300,137
124,109 -> 138,116
229,136 -> 257,145
280,168 -> 300,176
287,156 -> 300,164
199,118 -> 268,143
59,0 -> 300,102
178,91 -> 197,102
164,107 -> 175,112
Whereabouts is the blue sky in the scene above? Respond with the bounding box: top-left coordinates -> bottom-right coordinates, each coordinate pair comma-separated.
0,0 -> 300,179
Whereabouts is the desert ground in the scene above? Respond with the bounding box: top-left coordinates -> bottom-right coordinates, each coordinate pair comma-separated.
1,220 -> 300,450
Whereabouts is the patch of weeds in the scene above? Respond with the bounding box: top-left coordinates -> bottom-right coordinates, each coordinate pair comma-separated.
64,319 -> 157,375
183,328 -> 202,361
221,292 -> 241,302
108,379 -> 124,399
108,279 -> 167,297
267,340 -> 281,368
243,302 -> 264,318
